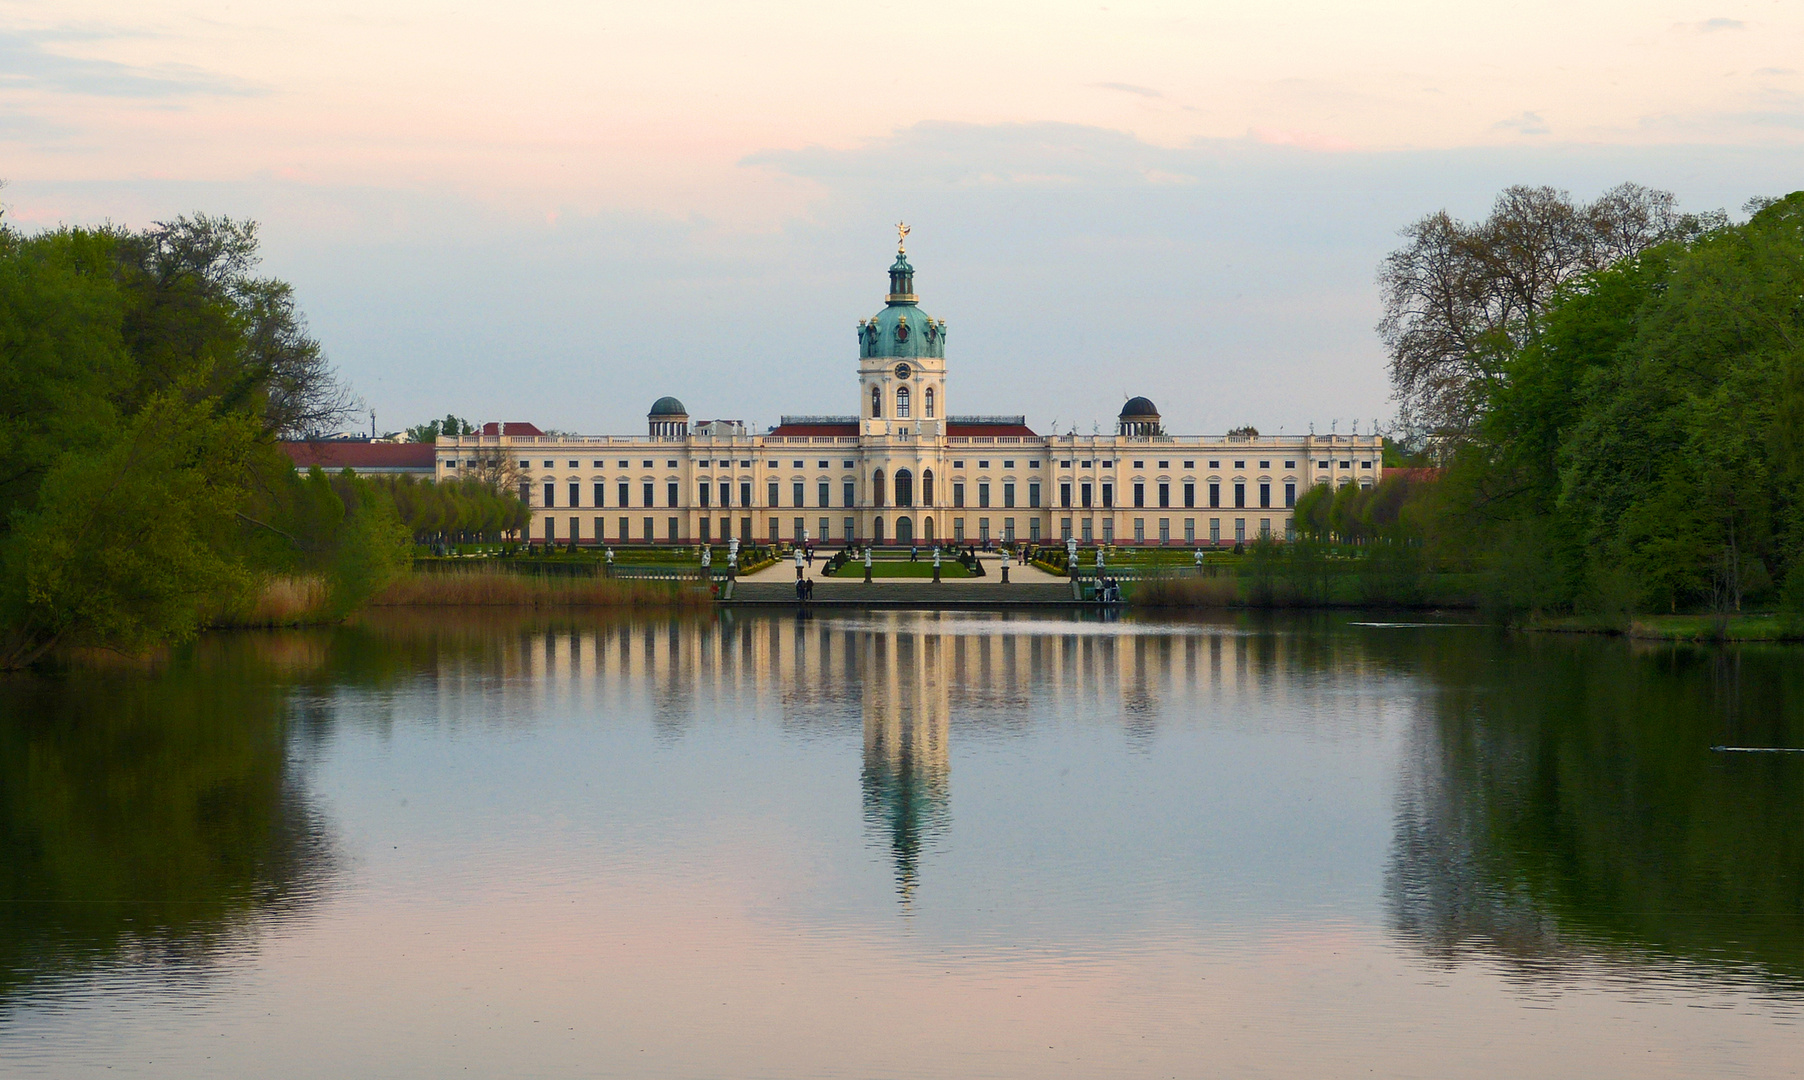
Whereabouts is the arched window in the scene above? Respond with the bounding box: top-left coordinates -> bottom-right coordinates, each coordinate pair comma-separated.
925,387 -> 935,418
872,469 -> 886,507
922,469 -> 934,506
872,386 -> 881,418
895,468 -> 913,508
896,387 -> 910,418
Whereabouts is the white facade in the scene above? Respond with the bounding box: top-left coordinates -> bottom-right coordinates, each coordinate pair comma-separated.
434,246 -> 1382,546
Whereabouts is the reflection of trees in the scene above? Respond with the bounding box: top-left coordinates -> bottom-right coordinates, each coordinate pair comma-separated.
0,655 -> 333,1006
1388,637 -> 1804,987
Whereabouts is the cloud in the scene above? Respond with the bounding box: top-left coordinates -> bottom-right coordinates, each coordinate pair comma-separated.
1680,17 -> 1746,32
1091,82 -> 1162,99
0,29 -> 261,99
1492,111 -> 1550,136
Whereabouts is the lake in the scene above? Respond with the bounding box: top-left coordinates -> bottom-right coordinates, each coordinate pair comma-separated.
2,610 -> 1800,1078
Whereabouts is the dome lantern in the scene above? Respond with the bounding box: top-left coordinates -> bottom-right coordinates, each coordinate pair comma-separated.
1118,397 -> 1162,437
648,396 -> 689,439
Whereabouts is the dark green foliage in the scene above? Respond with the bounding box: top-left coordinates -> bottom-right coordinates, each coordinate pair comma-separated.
0,214 -> 388,667
1417,190 -> 1804,616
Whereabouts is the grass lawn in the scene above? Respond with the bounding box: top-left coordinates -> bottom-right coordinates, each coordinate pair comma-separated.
827,560 -> 972,578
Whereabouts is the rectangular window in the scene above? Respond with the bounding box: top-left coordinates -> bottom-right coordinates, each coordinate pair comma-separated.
1133,518 -> 1144,542
1183,482 -> 1195,509
1284,460 -> 1295,469
1260,483 -> 1270,509
770,519 -> 779,542
1061,517 -> 1072,541
1159,518 -> 1169,542
741,517 -> 752,541
953,482 -> 965,508
978,517 -> 990,541
699,518 -> 711,542
1158,482 -> 1170,509
1260,519 -> 1272,539
1101,482 -> 1113,508
719,517 -> 729,541
720,482 -> 730,507
595,516 -> 605,540
1209,482 -> 1220,509
643,516 -> 653,540
1081,482 -> 1092,508
1102,519 -> 1113,544
620,516 -> 629,540
1060,482 -> 1071,508
643,482 -> 654,508
1286,519 -> 1296,541
818,481 -> 830,508
1133,483 -> 1144,509
844,481 -> 855,508
1210,518 -> 1220,543
1285,482 -> 1296,507
1081,518 -> 1093,542
698,482 -> 710,508
1184,518 -> 1195,542
668,517 -> 680,541
741,482 -> 752,508
618,482 -> 629,508
1234,483 -> 1246,509
544,482 -> 555,508
1028,482 -> 1040,508
1003,482 -> 1015,508
953,518 -> 965,542
1029,518 -> 1040,541
667,482 -> 679,508
1235,518 -> 1246,543
978,482 -> 990,508
569,482 -> 580,508
792,482 -> 804,508
795,517 -> 805,541
767,481 -> 779,507
594,482 -> 606,508
844,516 -> 855,540
570,516 -> 579,541
544,517 -> 555,541
518,482 -> 531,505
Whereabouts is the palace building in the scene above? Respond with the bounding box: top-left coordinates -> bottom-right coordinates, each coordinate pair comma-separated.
431,233 -> 1383,547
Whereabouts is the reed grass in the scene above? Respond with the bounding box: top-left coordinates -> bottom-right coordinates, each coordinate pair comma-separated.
1131,577 -> 1240,608
371,568 -> 713,609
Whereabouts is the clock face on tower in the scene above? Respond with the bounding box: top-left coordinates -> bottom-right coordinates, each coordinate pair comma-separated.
894,362 -> 912,380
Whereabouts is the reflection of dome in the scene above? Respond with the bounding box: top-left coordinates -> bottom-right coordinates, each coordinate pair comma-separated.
1120,396 -> 1160,418
648,396 -> 688,417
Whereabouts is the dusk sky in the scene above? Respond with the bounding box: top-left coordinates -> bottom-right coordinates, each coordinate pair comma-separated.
5,1 -> 1803,435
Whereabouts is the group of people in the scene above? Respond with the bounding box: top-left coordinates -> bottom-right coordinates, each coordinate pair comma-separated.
794,576 -> 816,602
1095,577 -> 1123,604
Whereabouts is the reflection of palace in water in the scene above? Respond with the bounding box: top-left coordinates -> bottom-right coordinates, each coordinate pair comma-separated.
474,610 -> 1384,901
860,627 -> 950,905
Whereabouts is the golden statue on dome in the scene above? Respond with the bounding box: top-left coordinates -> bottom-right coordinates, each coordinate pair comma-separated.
896,221 -> 910,253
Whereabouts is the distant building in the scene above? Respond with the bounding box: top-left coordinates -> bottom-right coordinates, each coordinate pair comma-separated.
434,236 -> 1383,545
282,440 -> 435,476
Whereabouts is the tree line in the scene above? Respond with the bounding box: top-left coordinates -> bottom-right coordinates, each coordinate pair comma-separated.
0,212 -> 520,668
1371,185 -> 1804,615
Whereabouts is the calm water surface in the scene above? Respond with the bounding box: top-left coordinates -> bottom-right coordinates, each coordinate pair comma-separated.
1,610 -> 1801,1078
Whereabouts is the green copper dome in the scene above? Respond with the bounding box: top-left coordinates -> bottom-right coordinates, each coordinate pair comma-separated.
648,396 -> 688,416
858,250 -> 947,360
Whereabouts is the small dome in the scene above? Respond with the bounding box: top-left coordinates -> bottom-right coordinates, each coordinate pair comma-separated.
648,396 -> 688,417
1120,396 -> 1160,418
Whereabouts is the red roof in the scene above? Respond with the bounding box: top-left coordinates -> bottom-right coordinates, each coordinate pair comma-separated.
947,422 -> 1037,437
480,421 -> 544,437
768,423 -> 859,437
282,441 -> 436,472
